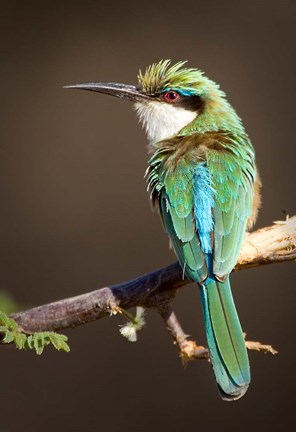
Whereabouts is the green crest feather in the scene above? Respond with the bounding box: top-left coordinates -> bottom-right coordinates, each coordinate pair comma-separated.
138,59 -> 220,96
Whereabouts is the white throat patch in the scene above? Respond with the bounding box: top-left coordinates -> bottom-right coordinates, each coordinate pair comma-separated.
134,101 -> 197,144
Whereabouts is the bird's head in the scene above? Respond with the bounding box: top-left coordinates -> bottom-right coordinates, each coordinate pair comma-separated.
65,60 -> 241,144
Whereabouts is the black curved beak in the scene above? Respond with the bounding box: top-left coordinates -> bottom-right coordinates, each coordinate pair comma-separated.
63,82 -> 150,102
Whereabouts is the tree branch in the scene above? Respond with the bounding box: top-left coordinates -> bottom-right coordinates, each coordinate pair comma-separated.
10,216 -> 296,336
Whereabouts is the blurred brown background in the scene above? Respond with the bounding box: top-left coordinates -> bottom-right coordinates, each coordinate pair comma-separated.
0,1 -> 295,431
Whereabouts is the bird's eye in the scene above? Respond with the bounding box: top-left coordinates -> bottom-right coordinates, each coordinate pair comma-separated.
163,91 -> 180,103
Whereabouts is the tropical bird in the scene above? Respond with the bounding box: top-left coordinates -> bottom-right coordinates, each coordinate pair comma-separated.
66,60 -> 261,401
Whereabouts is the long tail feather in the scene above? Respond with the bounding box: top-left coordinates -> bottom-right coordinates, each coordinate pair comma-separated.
200,276 -> 250,400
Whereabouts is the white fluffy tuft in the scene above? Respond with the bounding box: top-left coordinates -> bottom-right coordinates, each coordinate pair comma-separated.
134,101 -> 197,144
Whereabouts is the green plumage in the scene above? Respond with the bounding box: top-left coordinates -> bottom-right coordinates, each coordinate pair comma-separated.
201,278 -> 250,399
148,132 -> 255,399
147,133 -> 255,282
144,61 -> 258,400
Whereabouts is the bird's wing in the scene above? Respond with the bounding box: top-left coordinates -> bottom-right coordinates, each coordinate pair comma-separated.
160,169 -> 209,284
147,136 -> 255,283
148,147 -> 209,284
207,148 -> 255,279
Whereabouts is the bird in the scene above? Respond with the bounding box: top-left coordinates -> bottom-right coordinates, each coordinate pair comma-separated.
65,60 -> 261,401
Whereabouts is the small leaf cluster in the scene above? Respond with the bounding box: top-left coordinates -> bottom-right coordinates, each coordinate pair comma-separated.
0,311 -> 70,355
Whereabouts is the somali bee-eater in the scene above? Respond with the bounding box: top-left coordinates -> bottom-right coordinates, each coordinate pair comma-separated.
66,60 -> 261,400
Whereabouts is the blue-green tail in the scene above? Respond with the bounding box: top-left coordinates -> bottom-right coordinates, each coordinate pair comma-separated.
200,276 -> 250,401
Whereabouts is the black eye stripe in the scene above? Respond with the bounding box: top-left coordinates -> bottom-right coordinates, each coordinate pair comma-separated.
175,94 -> 203,112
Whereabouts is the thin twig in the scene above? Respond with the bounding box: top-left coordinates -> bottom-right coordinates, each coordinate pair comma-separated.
157,303 -> 209,361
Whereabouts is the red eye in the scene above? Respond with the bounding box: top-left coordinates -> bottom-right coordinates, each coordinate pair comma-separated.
163,91 -> 180,103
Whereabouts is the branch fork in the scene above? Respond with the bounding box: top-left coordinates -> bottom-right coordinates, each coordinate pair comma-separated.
7,216 -> 296,360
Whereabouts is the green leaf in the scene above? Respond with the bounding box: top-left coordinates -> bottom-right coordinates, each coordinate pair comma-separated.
14,332 -> 27,349
49,333 -> 70,352
0,310 -> 70,354
26,334 -> 34,349
3,330 -> 14,343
